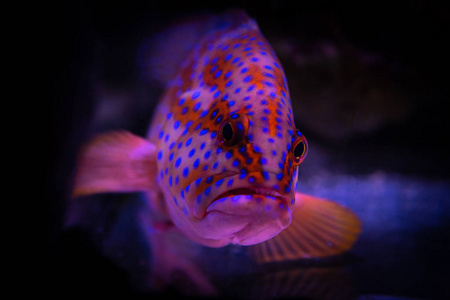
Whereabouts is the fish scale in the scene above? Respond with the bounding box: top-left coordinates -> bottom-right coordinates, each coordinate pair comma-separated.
73,10 -> 361,261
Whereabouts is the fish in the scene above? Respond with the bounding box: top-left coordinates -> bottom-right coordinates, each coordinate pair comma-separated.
72,10 -> 361,264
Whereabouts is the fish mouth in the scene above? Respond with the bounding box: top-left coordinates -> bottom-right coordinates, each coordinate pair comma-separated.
184,172 -> 293,245
205,184 -> 291,219
202,185 -> 293,245
187,171 -> 293,219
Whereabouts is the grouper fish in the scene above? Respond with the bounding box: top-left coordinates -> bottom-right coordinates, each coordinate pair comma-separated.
72,10 -> 361,265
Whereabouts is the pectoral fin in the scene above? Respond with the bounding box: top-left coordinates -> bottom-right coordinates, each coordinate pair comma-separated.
72,131 -> 157,197
249,193 -> 361,263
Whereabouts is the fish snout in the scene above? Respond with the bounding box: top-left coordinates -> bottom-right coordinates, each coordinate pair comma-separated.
204,193 -> 292,245
186,171 -> 294,245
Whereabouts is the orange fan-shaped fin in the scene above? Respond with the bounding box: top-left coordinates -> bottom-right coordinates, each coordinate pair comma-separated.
249,193 -> 362,263
72,131 -> 157,197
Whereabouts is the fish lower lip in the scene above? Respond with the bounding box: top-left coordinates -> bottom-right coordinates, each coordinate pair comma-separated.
211,188 -> 288,204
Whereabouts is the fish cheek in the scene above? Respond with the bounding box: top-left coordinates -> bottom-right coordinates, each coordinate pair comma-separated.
290,166 -> 299,205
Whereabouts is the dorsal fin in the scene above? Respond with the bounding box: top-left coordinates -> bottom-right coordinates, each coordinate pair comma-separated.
137,10 -> 257,86
249,193 -> 362,263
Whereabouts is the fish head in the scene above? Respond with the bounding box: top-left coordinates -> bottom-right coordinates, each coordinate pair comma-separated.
153,24 -> 308,247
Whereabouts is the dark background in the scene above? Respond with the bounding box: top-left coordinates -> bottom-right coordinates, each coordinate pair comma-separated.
48,1 -> 449,298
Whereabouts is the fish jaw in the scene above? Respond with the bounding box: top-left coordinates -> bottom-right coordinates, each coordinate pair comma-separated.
176,172 -> 294,246
205,193 -> 293,246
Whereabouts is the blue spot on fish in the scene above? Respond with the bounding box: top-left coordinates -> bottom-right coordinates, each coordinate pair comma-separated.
204,186 -> 211,195
204,151 -> 211,159
175,158 -> 182,168
225,151 -> 233,159
193,158 -> 200,169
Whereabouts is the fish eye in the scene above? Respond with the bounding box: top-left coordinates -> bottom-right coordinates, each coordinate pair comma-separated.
294,141 -> 305,158
222,122 -> 233,142
292,132 -> 308,165
219,115 -> 249,147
